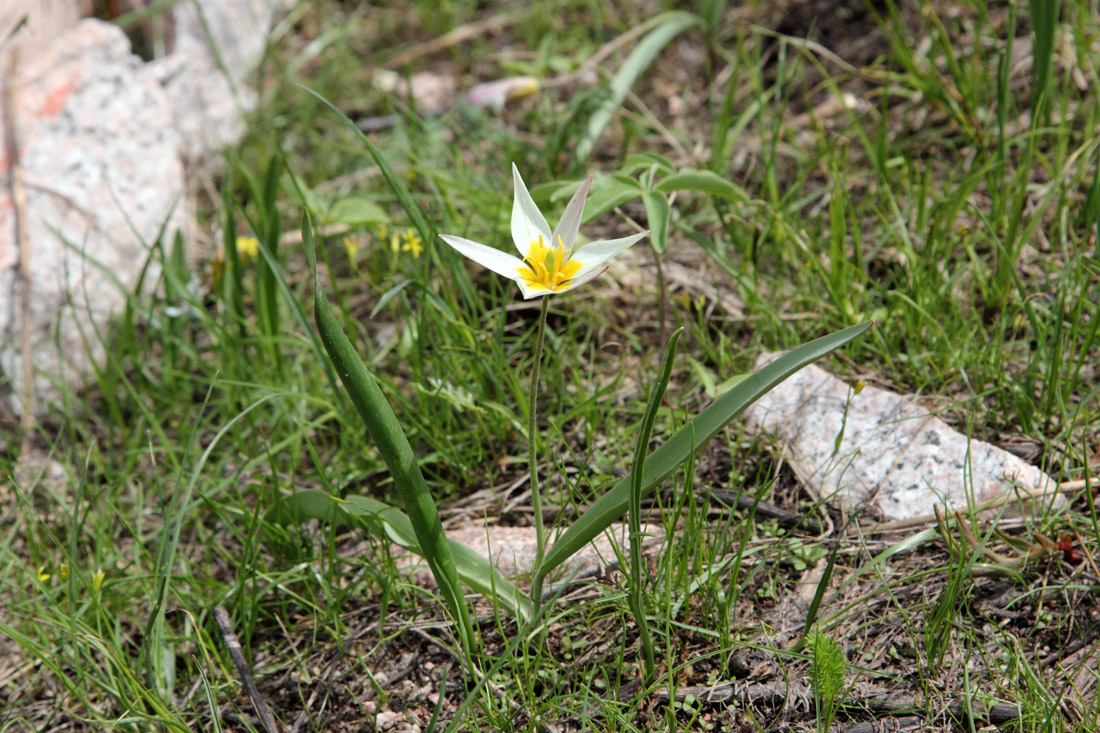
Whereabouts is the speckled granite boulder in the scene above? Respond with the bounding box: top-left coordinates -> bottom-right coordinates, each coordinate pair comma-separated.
0,0 -> 293,415
149,0 -> 293,159
0,19 -> 184,415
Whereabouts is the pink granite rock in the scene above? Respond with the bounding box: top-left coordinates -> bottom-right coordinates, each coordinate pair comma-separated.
0,19 -> 184,413
0,0 -> 294,414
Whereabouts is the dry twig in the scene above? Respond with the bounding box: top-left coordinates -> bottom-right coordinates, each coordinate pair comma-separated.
214,606 -> 281,733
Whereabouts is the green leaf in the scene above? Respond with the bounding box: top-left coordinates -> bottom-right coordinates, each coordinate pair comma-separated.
531,180 -> 579,206
1027,0 -> 1059,123
266,488 -> 359,526
327,197 -> 390,227
698,0 -> 726,32
655,169 -> 747,201
221,186 -> 245,339
247,216 -> 340,401
290,175 -> 326,220
265,490 -> 532,620
576,12 -> 703,161
687,355 -> 717,399
300,212 -> 477,645
624,152 -> 676,175
536,322 -> 873,584
580,184 -> 644,226
642,191 -> 671,254
611,173 -> 645,189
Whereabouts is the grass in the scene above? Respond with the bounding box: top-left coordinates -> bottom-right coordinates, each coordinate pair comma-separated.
2,0 -> 1099,730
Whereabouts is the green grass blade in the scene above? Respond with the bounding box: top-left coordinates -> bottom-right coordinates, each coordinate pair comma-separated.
254,158 -> 285,376
1085,148 -> 1100,259
576,11 -> 703,161
628,327 -> 682,683
698,0 -> 726,32
221,185 -> 246,339
299,85 -> 435,246
792,511 -> 860,654
244,206 -> 342,406
301,212 -> 476,648
1027,0 -> 1059,124
536,321 -> 873,583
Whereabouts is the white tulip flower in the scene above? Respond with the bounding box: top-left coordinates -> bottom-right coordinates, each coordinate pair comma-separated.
440,164 -> 648,299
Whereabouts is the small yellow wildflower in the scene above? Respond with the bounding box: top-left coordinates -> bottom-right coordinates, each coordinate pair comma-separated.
92,569 -> 106,594
236,236 -> 259,260
402,228 -> 424,258
37,565 -> 51,583
343,236 -> 360,263
390,233 -> 402,254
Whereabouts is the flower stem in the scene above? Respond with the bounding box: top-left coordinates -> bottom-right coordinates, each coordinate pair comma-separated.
652,243 -> 666,348
528,295 -> 550,618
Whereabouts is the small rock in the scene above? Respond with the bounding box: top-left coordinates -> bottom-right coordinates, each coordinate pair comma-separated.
743,353 -> 1062,521
150,0 -> 295,159
401,522 -> 665,584
375,710 -> 403,730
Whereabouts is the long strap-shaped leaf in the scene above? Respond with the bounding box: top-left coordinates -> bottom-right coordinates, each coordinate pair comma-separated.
301,213 -> 476,647
265,490 -> 532,620
535,321 -> 873,585
576,11 -> 703,161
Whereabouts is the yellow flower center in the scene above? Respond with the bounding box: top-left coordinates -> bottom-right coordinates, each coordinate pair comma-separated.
517,235 -> 582,292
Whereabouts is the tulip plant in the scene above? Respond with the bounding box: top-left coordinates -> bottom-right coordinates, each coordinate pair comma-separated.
441,164 -> 648,617
269,83 -> 871,671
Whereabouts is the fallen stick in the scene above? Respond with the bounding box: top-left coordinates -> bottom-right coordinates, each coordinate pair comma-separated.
214,606 -> 280,733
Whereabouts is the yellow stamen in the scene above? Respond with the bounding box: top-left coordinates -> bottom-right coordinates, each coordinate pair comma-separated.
517,235 -> 581,292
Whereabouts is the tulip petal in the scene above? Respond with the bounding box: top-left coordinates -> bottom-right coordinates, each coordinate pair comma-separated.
550,175 -> 592,252
511,163 -> 551,258
572,231 -> 649,278
515,265 -> 608,299
439,234 -> 527,280
515,279 -> 556,299
555,266 -> 609,295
